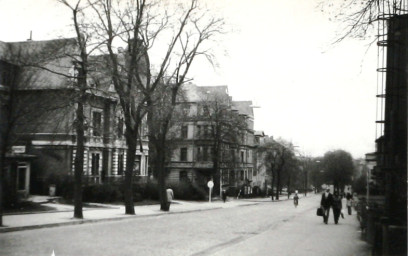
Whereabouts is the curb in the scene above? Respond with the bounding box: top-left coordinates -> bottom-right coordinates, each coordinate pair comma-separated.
1,203 -> 258,233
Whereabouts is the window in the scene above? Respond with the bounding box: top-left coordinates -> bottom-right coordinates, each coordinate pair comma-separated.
180,148 -> 188,161
197,147 -> 201,161
91,153 -> 100,176
87,78 -> 97,88
196,125 -> 201,137
230,149 -> 235,160
181,125 -> 188,138
134,155 -> 141,175
182,105 -> 190,116
118,153 -> 124,175
92,111 -> 102,136
180,171 -> 188,181
240,151 -> 244,163
202,106 -> 210,116
203,125 -> 208,136
203,147 -> 209,161
118,117 -> 124,138
240,170 -> 244,181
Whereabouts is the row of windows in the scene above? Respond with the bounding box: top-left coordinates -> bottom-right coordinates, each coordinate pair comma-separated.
181,124 -> 214,139
87,110 -> 146,139
180,169 -> 252,182
180,105 -> 211,116
179,147 -> 252,163
72,150 -> 146,176
180,124 -> 251,145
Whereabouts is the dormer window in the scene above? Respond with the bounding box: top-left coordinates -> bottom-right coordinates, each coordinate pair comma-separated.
87,78 -> 97,88
68,64 -> 79,82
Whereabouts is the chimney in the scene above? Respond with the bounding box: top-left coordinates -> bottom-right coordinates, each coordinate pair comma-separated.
27,31 -> 32,41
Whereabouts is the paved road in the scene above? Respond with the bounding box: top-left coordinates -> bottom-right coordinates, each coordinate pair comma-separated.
0,195 -> 370,256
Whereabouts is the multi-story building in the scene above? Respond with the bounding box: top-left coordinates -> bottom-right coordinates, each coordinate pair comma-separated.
0,38 -> 149,196
165,83 -> 256,196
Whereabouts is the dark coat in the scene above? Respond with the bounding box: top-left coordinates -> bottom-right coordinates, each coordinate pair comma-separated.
321,192 -> 333,208
332,196 -> 342,210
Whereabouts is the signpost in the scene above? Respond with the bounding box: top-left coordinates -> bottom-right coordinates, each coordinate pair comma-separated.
207,180 -> 214,202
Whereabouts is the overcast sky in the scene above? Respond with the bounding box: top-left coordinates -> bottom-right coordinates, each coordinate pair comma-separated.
0,0 -> 378,158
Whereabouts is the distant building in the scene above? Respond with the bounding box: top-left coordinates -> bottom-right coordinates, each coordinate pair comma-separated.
165,83 -> 256,196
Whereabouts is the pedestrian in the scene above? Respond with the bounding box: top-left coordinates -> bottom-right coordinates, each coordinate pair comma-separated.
320,188 -> 333,224
166,188 -> 174,210
332,192 -> 343,224
293,191 -> 299,207
346,192 -> 353,215
222,189 -> 227,203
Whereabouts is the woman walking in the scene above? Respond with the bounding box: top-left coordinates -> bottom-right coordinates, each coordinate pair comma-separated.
332,192 -> 343,224
293,191 -> 299,207
346,193 -> 353,215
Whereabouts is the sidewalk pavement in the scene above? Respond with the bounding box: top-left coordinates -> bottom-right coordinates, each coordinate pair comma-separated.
0,194 -> 311,233
0,196 -> 270,233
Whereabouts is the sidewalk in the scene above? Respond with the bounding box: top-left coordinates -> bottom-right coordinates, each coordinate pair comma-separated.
0,197 -> 257,233
0,194 -> 310,233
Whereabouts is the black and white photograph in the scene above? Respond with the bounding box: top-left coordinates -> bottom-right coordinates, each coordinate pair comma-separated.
0,0 -> 406,255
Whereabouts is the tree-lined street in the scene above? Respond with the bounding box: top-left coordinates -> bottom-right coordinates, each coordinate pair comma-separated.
0,195 -> 369,256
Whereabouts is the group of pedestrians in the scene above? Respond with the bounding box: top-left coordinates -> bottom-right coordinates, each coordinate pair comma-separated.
320,188 -> 353,224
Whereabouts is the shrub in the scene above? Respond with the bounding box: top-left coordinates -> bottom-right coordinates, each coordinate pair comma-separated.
143,181 -> 159,200
83,184 -> 123,203
170,180 -> 206,201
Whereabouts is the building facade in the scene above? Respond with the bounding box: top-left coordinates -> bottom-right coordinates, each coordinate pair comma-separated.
166,83 -> 256,196
0,38 -> 149,196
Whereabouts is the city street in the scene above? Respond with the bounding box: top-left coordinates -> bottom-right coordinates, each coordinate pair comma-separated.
0,195 -> 370,256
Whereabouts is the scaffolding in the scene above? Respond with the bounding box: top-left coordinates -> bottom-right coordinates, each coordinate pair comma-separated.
375,0 -> 408,139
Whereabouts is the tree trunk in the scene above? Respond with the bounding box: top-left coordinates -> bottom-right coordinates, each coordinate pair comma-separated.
0,155 -> 3,226
156,145 -> 168,211
287,175 -> 291,199
124,129 -> 137,215
73,99 -> 85,219
276,168 -> 281,200
0,138 -> 8,226
271,170 -> 275,201
213,147 -> 220,197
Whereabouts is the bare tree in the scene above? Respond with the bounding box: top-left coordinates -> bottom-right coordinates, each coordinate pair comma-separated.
56,0 -> 90,219
258,138 -> 296,200
199,93 -> 248,196
320,0 -> 408,43
87,0 -> 224,212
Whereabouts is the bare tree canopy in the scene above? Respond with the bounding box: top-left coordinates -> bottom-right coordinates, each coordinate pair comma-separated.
320,0 -> 408,42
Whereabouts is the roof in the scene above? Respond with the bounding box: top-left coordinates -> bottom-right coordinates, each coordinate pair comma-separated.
181,83 -> 230,103
232,101 -> 253,117
0,38 -> 78,89
254,130 -> 265,137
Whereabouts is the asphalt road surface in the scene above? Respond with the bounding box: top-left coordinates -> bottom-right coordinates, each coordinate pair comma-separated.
0,195 -> 370,256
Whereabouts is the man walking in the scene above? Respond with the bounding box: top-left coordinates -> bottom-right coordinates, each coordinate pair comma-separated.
320,188 -> 333,224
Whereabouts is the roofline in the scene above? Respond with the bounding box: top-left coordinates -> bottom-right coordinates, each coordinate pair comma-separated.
1,37 -> 77,44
